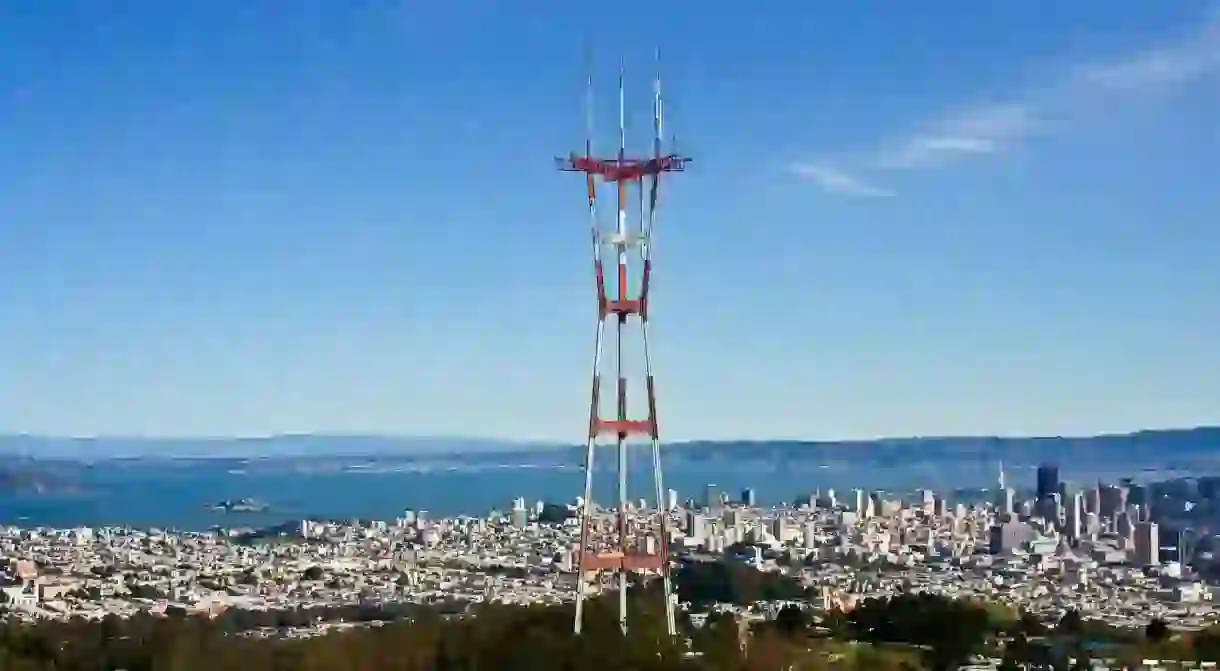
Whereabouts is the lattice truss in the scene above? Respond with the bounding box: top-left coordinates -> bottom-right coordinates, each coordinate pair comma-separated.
556,54 -> 690,637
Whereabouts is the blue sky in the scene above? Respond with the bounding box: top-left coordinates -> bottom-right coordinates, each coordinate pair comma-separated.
1,1 -> 1218,441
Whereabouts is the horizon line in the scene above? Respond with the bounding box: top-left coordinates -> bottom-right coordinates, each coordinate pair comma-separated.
0,423 -> 1214,445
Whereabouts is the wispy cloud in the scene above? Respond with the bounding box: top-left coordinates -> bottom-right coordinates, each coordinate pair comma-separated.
794,10 -> 1220,197
875,103 -> 1034,170
1078,43 -> 1220,91
790,163 -> 893,198
1078,10 -> 1220,91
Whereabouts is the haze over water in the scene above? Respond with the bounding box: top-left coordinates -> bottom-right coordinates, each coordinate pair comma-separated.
0,448 -> 1206,530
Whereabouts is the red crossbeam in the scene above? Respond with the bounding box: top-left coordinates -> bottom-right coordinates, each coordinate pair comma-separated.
557,154 -> 691,182
593,261 -> 650,320
603,298 -> 641,318
576,551 -> 666,572
594,418 -> 655,438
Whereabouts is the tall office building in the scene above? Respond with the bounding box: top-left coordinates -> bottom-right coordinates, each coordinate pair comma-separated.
741,488 -> 756,507
869,491 -> 884,517
1002,488 -> 1016,517
770,517 -> 786,542
1035,464 -> 1060,522
1117,511 -> 1134,539
1099,484 -> 1123,519
1085,485 -> 1101,515
918,489 -> 935,515
990,519 -> 1032,555
1128,483 -> 1148,508
510,498 -> 528,529
1039,466 -> 1058,502
1066,491 -> 1084,540
685,512 -> 706,541
1036,464 -> 1060,501
1134,521 -> 1159,567
705,484 -> 721,512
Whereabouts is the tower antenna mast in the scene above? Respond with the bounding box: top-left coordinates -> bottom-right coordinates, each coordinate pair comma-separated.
558,49 -> 691,638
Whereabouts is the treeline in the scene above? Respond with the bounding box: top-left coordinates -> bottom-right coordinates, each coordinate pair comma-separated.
1,558 -> 1218,669
0,589 -> 999,670
673,560 -> 812,606
0,594 -> 788,671
211,599 -> 465,630
0,591 -> 1004,670
1001,608 -> 1220,670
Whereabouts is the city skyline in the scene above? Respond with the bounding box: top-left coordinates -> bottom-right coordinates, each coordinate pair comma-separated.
2,1 -> 1219,441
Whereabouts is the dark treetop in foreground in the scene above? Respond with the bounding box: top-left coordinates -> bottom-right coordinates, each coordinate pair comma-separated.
1,563 -> 1218,670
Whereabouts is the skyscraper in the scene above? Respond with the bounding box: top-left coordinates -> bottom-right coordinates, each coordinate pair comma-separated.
1036,464 -> 1060,521
1002,488 -> 1016,517
990,519 -> 1032,555
1036,464 -> 1059,501
918,489 -> 936,515
685,512 -> 706,541
511,497 -> 528,529
1135,521 -> 1159,567
1066,491 -> 1084,541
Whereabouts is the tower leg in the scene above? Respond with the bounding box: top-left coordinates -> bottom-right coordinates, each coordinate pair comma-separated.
616,319 -> 629,636
574,317 -> 606,635
642,320 -> 677,637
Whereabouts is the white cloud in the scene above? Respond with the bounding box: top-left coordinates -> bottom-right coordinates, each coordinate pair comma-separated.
1076,24 -> 1220,91
793,9 -> 1220,197
790,162 -> 893,198
876,103 -> 1034,170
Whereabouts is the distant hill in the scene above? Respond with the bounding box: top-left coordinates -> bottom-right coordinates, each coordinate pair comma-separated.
504,426 -> 1220,469
659,426 -> 1220,466
0,426 -> 1216,463
0,434 -> 554,460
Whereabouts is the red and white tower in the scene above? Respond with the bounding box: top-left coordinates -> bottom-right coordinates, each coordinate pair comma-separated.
557,55 -> 690,637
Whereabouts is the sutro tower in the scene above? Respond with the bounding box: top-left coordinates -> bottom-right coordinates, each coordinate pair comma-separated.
557,53 -> 690,638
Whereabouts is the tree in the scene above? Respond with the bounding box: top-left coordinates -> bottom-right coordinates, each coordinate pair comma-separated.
1002,632 -> 1030,669
1191,626 -> 1220,661
774,605 -> 807,638
1057,609 -> 1083,637
1147,618 -> 1170,643
1017,611 -> 1048,637
839,593 -> 992,671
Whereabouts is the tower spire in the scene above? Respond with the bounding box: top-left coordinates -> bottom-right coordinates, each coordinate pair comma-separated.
618,57 -> 626,162
653,48 -> 663,158
584,41 -> 594,159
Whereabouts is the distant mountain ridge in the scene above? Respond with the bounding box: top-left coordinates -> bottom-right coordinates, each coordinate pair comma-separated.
0,426 -> 1217,461
660,426 -> 1220,466
0,434 -> 556,459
